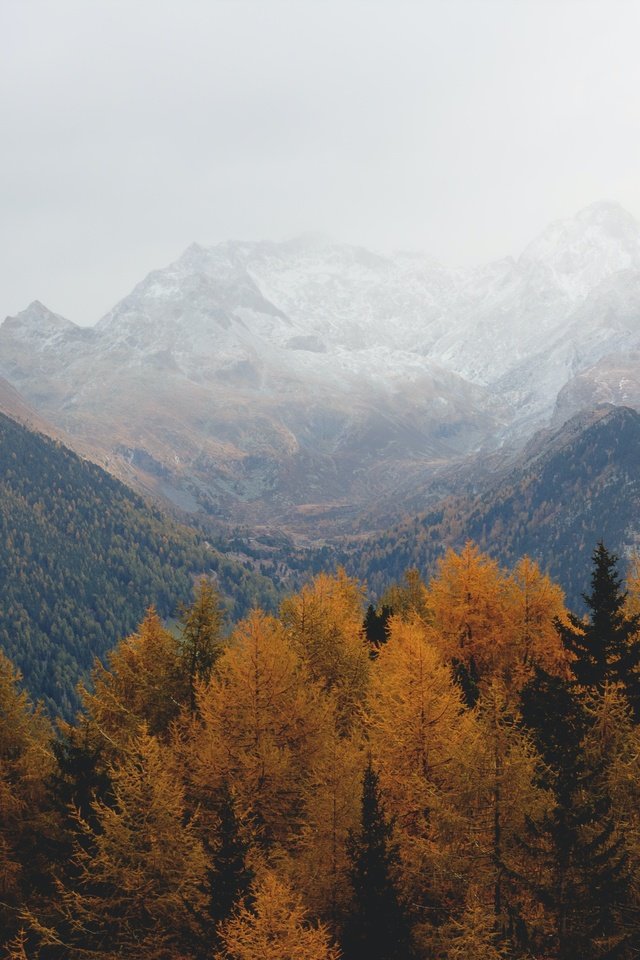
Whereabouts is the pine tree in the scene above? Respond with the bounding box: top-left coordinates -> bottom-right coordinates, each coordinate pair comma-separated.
559,543 -> 640,712
343,759 -> 411,960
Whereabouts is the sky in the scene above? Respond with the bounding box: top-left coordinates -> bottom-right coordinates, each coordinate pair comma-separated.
2,0 -> 640,325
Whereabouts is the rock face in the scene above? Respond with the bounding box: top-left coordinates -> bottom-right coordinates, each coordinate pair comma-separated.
3,201 -> 640,530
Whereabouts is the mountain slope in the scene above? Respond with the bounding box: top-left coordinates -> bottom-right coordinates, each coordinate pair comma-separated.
344,405 -> 640,608
3,202 -> 640,533
0,413 -> 278,716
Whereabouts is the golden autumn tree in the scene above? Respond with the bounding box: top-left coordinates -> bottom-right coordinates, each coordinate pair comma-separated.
624,551 -> 640,617
437,890 -> 507,960
26,727 -> 209,960
503,557 -> 570,688
468,678 -> 551,944
280,570 -> 370,730
0,651 -> 56,948
184,610 -> 334,852
380,567 -> 430,621
214,870 -> 340,960
426,542 -> 510,686
290,725 -> 365,924
367,615 -> 480,939
82,606 -> 186,750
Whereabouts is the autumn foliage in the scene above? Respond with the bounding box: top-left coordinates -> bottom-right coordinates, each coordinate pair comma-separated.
3,548 -> 640,959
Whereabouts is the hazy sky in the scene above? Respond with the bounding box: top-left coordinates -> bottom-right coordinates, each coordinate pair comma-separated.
2,0 -> 640,325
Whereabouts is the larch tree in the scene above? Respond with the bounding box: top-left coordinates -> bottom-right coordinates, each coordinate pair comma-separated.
379,568 -> 430,622
280,570 -> 370,730
83,606 -> 186,749
469,678 -> 550,948
26,727 -> 210,960
291,726 -> 365,926
425,543 -> 511,689
185,610 -> 334,851
367,615 -> 479,935
504,557 -> 570,689
214,870 -> 340,960
0,652 -> 56,949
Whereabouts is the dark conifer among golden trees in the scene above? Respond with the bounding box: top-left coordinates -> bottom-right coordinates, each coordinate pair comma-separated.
5,543 -> 640,960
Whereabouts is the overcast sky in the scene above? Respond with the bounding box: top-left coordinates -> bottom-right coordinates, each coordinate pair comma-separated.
2,0 -> 640,325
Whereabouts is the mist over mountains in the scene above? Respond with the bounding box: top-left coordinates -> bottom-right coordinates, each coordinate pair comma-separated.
2,200 -> 640,533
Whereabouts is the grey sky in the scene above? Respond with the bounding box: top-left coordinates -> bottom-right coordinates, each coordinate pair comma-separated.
2,0 -> 640,325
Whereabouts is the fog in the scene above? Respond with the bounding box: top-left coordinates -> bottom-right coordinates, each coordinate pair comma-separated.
2,0 -> 640,324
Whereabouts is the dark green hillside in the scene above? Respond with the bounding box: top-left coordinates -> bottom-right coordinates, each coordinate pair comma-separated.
0,412 -> 278,716
345,406 -> 640,608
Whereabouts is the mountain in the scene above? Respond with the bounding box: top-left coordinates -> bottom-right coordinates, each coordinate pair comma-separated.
0,412 -> 278,716
3,202 -> 640,533
0,374 -> 53,432
341,405 -> 640,608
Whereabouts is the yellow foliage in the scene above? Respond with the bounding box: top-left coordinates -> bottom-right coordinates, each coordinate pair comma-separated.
188,610 -> 334,849
215,870 -> 340,960
83,607 -> 185,749
290,727 -> 365,921
281,569 -> 370,729
368,616 -> 481,908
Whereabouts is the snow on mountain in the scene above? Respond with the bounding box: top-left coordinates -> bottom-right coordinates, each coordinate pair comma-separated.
2,201 -> 640,528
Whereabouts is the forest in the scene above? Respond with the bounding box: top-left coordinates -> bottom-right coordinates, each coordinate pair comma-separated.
0,411 -> 279,717
3,542 -> 640,959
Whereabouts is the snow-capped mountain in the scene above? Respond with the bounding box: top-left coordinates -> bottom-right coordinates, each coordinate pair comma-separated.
2,201 -> 640,530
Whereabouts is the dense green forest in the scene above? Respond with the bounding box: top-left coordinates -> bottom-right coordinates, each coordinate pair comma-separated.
0,413 -> 278,716
3,544 -> 640,959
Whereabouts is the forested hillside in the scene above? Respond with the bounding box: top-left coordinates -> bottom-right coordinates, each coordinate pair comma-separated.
0,413 -> 278,716
345,405 -> 640,607
3,545 -> 640,959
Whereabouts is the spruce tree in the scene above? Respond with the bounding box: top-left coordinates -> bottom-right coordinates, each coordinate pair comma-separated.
343,759 -> 411,960
558,543 -> 640,713
209,782 -> 253,928
519,669 -> 631,959
363,604 -> 392,656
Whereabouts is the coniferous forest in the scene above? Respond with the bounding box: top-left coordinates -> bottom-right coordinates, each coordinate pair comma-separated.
3,543 -> 640,959
0,412 -> 279,718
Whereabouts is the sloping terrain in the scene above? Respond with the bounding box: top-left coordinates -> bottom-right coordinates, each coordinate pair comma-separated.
2,202 -> 640,532
0,413 -> 277,716
342,406 -> 640,608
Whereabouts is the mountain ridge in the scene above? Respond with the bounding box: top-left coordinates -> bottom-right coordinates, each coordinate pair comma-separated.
3,201 -> 640,534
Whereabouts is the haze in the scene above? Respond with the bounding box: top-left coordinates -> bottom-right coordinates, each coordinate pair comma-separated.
2,0 -> 640,325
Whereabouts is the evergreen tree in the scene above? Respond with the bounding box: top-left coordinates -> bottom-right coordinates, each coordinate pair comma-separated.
558,543 -> 640,713
363,604 -> 392,655
519,669 -> 631,959
209,782 -> 254,928
343,759 -> 411,960
180,576 -> 226,713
